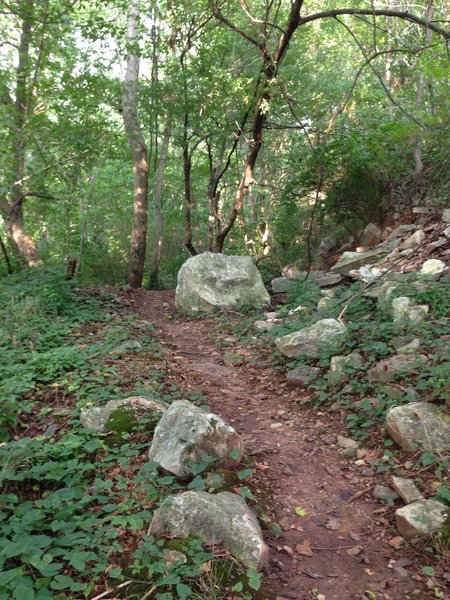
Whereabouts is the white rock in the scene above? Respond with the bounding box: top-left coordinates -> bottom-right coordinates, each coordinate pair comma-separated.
175,252 -> 269,315
275,318 -> 347,359
390,477 -> 423,504
399,229 -> 425,250
149,491 -> 269,570
442,208 -> 450,223
386,402 -> 450,454
331,353 -> 363,373
254,320 -> 274,331
148,400 -> 243,478
420,259 -> 446,275
395,499 -> 447,538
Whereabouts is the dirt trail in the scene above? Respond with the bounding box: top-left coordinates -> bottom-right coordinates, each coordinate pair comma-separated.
132,289 -> 427,600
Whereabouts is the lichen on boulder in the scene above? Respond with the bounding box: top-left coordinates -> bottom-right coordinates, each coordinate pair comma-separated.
80,396 -> 168,435
149,491 -> 269,570
175,252 -> 269,315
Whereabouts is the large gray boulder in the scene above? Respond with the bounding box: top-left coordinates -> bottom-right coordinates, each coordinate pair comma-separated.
368,354 -> 427,384
271,272 -> 343,294
148,400 -> 243,478
80,396 -> 168,433
386,402 -> 450,454
395,500 -> 447,538
330,248 -> 388,276
276,318 -> 347,359
175,252 -> 269,315
149,491 -> 269,570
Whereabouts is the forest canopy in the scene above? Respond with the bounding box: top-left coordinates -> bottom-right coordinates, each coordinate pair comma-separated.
0,0 -> 448,286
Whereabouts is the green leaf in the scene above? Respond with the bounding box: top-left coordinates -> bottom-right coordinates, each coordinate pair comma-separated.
14,585 -> 35,600
421,566 -> 435,576
176,583 -> 192,599
295,506 -> 307,516
237,468 -> 253,481
232,581 -> 243,592
246,568 -> 262,591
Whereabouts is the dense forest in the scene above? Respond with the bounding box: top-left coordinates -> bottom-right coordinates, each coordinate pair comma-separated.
0,2 -> 449,600
0,0 -> 448,285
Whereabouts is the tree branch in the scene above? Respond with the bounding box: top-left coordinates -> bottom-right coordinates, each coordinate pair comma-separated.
298,9 -> 449,40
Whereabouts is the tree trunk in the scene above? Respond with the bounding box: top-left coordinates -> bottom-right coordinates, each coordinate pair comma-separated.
212,0 -> 303,252
2,0 -> 43,267
149,115 -> 171,289
412,0 -> 433,189
182,112 -> 197,256
122,0 -> 149,288
0,235 -> 13,274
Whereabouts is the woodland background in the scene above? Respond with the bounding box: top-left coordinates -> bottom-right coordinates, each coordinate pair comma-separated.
0,0 -> 449,286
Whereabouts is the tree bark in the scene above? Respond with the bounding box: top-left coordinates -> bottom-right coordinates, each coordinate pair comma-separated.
149,114 -> 171,289
1,0 -> 43,266
212,0 -> 303,252
412,0 -> 434,189
0,235 -> 13,274
122,0 -> 149,288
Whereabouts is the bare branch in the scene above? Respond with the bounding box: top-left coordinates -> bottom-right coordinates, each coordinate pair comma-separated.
298,9 -> 450,40
210,1 -> 264,50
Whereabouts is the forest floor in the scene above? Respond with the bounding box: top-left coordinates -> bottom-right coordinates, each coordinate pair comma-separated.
126,288 -> 440,600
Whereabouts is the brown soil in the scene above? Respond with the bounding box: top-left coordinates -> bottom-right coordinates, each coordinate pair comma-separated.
129,288 -> 443,600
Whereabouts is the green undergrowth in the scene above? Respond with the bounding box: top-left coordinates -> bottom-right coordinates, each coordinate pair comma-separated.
273,275 -> 450,503
0,269 -> 262,599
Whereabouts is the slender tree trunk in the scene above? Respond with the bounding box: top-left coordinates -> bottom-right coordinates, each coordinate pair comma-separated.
212,0 -> 303,252
2,0 -> 43,266
122,0 -> 148,288
182,121 -> 197,256
149,115 -> 172,289
0,235 -> 13,274
412,0 -> 433,189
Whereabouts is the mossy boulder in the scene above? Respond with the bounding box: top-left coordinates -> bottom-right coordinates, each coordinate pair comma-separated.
275,318 -> 347,359
149,491 -> 269,570
80,396 -> 168,434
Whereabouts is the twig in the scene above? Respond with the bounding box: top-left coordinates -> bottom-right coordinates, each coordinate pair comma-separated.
347,486 -> 373,503
90,580 -> 133,600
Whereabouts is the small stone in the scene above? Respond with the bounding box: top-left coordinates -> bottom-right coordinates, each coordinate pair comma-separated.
361,467 -> 374,477
286,365 -> 321,388
390,477 -> 423,504
395,499 -> 447,538
399,230 -> 425,250
443,226 -> 450,239
373,485 -> 399,505
393,566 -> 411,578
420,259 -> 446,275
254,320 -> 274,331
395,339 -> 421,354
388,536 -> 405,549
442,208 -> 450,223
337,436 -> 359,450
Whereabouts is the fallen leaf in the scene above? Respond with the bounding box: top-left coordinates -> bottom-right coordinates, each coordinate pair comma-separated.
364,568 -> 375,576
346,545 -> 363,557
295,506 -> 308,517
295,539 -> 315,557
281,545 -> 294,556
349,530 -> 362,541
271,423 -> 283,429
388,536 -> 405,550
